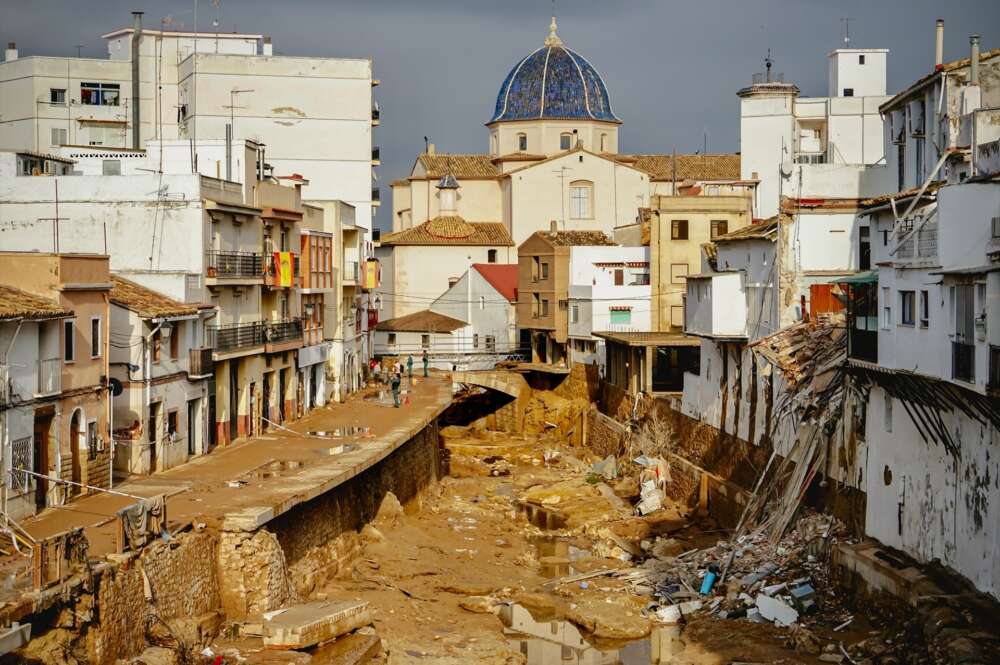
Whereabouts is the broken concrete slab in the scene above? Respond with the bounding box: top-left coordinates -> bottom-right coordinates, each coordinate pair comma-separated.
261,600 -> 372,649
0,622 -> 31,657
755,594 -> 798,626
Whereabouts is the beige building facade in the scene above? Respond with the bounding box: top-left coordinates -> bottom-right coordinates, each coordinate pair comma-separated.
0,253 -> 112,508
649,190 -> 755,332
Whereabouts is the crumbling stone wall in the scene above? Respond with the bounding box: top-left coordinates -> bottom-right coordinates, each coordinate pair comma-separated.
586,408 -> 626,458
88,564 -> 146,663
141,531 -> 221,620
83,531 -> 224,663
217,529 -> 296,620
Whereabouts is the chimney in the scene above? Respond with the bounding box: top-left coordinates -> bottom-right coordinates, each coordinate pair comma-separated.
131,12 -> 143,150
935,19 -> 944,71
262,36 -> 273,56
427,143 -> 435,155
4,42 -> 17,62
970,35 -> 981,86
549,220 -> 558,233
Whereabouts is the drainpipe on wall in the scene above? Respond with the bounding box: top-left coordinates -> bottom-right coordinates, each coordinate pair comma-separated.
131,12 -> 143,150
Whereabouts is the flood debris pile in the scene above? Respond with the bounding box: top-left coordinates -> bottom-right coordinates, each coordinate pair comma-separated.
620,512 -> 848,631
743,312 -> 848,542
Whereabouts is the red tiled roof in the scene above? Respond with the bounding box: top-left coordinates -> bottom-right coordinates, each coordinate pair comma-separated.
473,263 -> 518,303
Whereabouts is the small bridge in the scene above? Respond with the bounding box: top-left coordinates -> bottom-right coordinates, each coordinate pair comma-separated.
451,370 -> 530,400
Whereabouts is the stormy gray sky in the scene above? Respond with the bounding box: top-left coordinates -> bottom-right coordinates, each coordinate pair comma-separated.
3,0 -> 999,231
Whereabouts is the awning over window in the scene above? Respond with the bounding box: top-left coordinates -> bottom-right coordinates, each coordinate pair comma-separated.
833,270 -> 878,285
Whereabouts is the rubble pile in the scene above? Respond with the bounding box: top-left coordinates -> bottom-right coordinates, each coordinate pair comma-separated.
620,513 -> 849,631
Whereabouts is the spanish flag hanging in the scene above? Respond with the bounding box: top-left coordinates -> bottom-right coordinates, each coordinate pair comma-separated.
273,252 -> 293,287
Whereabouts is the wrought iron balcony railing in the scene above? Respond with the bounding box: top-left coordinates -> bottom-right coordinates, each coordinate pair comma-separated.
207,251 -> 263,279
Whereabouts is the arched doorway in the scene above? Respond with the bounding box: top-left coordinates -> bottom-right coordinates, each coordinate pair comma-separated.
69,409 -> 83,495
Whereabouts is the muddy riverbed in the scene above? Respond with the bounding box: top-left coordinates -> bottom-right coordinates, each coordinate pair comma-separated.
304,428 -> 854,664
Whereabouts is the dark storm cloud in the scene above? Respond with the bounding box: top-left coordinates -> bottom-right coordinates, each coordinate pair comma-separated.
3,0 -> 998,230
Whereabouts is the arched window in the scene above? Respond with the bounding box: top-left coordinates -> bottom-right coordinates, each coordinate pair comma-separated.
517,133 -> 527,152
490,134 -> 498,155
560,133 -> 573,150
569,180 -> 593,219
600,133 -> 608,152
487,248 -> 498,263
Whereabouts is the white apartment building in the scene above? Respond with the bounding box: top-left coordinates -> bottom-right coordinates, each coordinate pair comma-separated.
740,49 -> 891,220
0,13 -> 378,238
840,32 -> 1000,598
567,246 -> 651,368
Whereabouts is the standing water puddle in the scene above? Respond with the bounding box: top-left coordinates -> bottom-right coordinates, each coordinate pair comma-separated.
499,603 -> 697,663
531,535 -> 592,579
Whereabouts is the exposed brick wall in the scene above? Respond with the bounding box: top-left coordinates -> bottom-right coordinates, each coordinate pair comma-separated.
586,408 -> 626,458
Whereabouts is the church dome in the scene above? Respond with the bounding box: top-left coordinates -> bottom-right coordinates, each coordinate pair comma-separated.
490,18 -> 619,124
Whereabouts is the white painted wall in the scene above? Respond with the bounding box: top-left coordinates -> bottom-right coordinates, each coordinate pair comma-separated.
864,386 -> 1000,599
827,49 -> 888,98
430,268 -> 517,353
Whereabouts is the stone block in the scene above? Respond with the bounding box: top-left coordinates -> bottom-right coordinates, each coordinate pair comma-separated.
262,600 -> 372,649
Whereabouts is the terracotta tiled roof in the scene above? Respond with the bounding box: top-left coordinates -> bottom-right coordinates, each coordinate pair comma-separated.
713,217 -> 780,242
375,309 -> 466,333
536,231 -> 616,247
473,264 -> 518,302
379,217 -> 513,247
391,178 -> 411,187
619,154 -> 741,181
110,275 -> 197,319
492,153 -> 546,163
860,181 -> 943,208
0,285 -> 71,321
416,153 -> 500,179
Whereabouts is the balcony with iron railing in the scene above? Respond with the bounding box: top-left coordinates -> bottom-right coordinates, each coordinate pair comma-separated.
952,341 -> 975,384
342,260 -> 360,285
372,187 -> 381,205
372,105 -> 380,125
265,318 -> 304,352
206,251 -> 263,281
206,321 -> 266,355
372,147 -> 380,164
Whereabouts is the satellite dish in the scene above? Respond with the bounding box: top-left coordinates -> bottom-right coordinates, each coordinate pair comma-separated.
109,377 -> 124,397
779,162 -> 794,178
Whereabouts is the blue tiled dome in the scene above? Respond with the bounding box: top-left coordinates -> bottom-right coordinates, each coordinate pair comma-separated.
490,21 -> 619,124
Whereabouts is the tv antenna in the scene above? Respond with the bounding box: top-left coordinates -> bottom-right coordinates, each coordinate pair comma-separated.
841,17 -> 852,47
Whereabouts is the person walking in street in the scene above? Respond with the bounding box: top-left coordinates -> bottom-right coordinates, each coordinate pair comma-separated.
407,354 -> 414,379
422,349 -> 429,377
390,371 -> 401,408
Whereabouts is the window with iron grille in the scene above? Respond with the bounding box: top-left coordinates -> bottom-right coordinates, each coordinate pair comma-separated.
10,436 -> 32,493
87,421 -> 98,461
